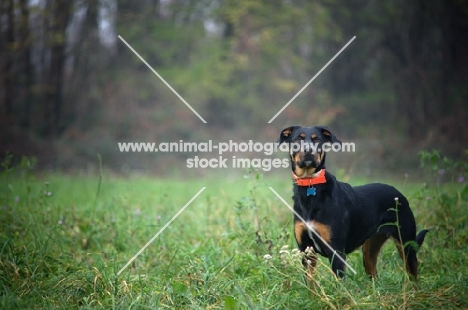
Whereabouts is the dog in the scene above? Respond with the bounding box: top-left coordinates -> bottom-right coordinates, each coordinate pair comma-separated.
277,125 -> 428,282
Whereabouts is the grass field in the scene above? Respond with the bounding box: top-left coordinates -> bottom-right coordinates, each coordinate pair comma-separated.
1,161 -> 468,309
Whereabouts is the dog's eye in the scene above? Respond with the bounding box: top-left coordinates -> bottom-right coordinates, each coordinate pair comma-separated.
313,137 -> 321,142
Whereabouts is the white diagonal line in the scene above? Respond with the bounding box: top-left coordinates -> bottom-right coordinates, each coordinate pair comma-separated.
268,187 -> 357,274
118,35 -> 207,123
268,36 -> 356,123
117,187 -> 206,276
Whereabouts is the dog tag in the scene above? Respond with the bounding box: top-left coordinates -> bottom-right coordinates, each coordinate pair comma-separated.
307,187 -> 316,196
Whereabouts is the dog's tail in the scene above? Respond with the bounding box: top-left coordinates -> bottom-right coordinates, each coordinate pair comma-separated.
416,229 -> 430,248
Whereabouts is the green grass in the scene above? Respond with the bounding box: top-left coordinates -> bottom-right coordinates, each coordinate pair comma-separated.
1,168 -> 467,309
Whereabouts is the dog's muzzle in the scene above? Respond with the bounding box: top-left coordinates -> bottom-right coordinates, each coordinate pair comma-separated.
303,153 -> 314,167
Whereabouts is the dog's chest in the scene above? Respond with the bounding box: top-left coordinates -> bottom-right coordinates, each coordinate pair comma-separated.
297,193 -> 329,219
307,222 -> 327,255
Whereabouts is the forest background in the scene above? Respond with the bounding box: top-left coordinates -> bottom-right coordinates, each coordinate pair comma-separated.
1,0 -> 467,178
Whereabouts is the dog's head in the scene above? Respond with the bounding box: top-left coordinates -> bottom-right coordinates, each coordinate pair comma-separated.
277,126 -> 341,177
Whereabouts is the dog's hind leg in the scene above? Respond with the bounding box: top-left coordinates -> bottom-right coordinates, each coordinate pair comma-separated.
393,228 -> 429,280
387,201 -> 424,280
362,234 -> 389,278
393,238 -> 419,280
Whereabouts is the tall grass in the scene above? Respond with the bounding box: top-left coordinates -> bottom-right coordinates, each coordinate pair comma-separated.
0,156 -> 467,309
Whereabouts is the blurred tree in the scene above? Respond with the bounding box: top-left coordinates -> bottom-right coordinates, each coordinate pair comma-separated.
0,0 -> 15,128
19,0 -> 32,129
43,0 -> 72,137
314,0 -> 468,146
1,0 -> 467,171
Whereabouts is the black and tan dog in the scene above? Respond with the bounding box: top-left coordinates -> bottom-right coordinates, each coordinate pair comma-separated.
277,125 -> 428,281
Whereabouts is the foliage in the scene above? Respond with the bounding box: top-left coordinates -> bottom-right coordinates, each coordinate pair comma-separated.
419,149 -> 468,183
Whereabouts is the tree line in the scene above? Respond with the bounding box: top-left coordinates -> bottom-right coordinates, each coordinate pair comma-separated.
1,0 -> 467,170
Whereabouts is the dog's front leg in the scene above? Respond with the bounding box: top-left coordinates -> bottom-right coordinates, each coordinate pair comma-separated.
329,251 -> 346,278
302,247 -> 317,287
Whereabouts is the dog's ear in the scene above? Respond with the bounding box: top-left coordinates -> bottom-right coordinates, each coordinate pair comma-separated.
277,126 -> 299,144
318,126 -> 341,144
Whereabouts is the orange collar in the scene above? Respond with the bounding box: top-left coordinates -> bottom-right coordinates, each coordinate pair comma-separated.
292,169 -> 327,187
